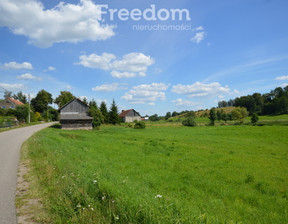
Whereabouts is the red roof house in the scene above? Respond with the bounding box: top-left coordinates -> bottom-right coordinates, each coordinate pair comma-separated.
0,97 -> 24,109
119,109 -> 141,123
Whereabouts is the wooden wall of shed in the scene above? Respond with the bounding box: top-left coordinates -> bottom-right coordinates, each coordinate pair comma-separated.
60,120 -> 92,130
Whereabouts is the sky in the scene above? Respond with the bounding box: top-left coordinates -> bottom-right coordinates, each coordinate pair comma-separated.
0,0 -> 288,116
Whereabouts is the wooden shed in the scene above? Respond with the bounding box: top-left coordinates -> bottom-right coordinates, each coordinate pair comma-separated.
59,98 -> 93,130
119,109 -> 141,123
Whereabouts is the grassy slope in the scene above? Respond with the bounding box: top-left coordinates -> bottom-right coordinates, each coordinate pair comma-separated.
25,124 -> 288,223
167,114 -> 288,126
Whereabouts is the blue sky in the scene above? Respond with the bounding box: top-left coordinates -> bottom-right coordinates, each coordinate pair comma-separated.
0,0 -> 288,116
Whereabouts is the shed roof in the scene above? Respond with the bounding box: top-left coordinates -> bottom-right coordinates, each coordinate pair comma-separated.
59,98 -> 89,111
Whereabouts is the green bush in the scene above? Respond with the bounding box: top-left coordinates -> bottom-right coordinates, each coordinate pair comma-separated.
89,108 -> 104,129
231,107 -> 248,123
182,116 -> 197,127
134,120 -> 146,129
127,123 -> 134,128
251,113 -> 259,124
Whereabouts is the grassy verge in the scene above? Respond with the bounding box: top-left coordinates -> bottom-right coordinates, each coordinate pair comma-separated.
16,141 -> 50,223
22,123 -> 288,223
0,121 -> 44,133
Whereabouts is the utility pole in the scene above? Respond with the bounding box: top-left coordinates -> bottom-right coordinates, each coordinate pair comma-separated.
28,94 -> 31,123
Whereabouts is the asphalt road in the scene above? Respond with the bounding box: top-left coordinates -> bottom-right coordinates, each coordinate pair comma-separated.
0,123 -> 56,224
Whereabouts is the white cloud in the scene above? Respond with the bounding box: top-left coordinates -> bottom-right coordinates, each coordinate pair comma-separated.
44,66 -> 56,72
2,62 -> 33,70
65,85 -> 72,90
17,73 -> 41,80
0,0 -> 115,47
121,83 -> 170,105
78,52 -> 155,78
78,53 -> 116,70
111,71 -> 136,78
92,83 -> 127,92
0,83 -> 25,91
171,82 -> 230,97
276,75 -> 288,81
111,53 -> 155,74
48,66 -> 56,71
193,26 -> 204,31
78,96 -> 88,101
154,68 -> 163,74
191,32 -> 205,44
96,99 -> 107,105
172,98 -> 199,107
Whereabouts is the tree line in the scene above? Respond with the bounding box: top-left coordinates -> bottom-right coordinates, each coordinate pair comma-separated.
218,85 -> 288,115
1,90 -> 121,127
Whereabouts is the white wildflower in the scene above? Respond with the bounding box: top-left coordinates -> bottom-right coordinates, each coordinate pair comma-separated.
115,215 -> 119,220
155,194 -> 163,198
93,180 -> 97,184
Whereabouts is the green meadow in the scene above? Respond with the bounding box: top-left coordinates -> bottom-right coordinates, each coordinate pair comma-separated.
22,122 -> 288,223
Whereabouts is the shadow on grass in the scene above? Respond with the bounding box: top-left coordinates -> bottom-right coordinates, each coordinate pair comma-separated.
50,123 -> 61,129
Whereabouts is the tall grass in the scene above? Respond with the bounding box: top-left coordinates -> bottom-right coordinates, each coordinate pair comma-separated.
24,124 -> 288,223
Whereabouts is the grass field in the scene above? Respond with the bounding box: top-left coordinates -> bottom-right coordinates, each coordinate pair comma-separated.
21,122 -> 288,223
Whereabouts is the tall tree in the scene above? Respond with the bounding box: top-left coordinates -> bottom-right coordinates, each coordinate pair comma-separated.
172,111 -> 178,117
4,90 -> 12,98
31,89 -> 53,113
54,91 -> 75,108
109,99 -> 120,125
165,112 -> 171,120
209,107 -> 217,125
89,107 -> 104,128
13,91 -> 27,104
149,114 -> 160,121
100,101 -> 109,123
82,97 -> 88,105
89,99 -> 98,110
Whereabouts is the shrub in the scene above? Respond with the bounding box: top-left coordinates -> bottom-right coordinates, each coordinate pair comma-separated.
251,113 -> 259,124
231,107 -> 248,123
35,112 -> 42,121
127,123 -> 134,128
182,116 -> 197,127
89,108 -> 104,129
134,121 -> 146,129
15,105 -> 29,122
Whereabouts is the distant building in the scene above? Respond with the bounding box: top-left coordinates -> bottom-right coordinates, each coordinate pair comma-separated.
119,109 -> 141,123
141,116 -> 149,121
0,97 -> 24,109
59,98 -> 93,130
